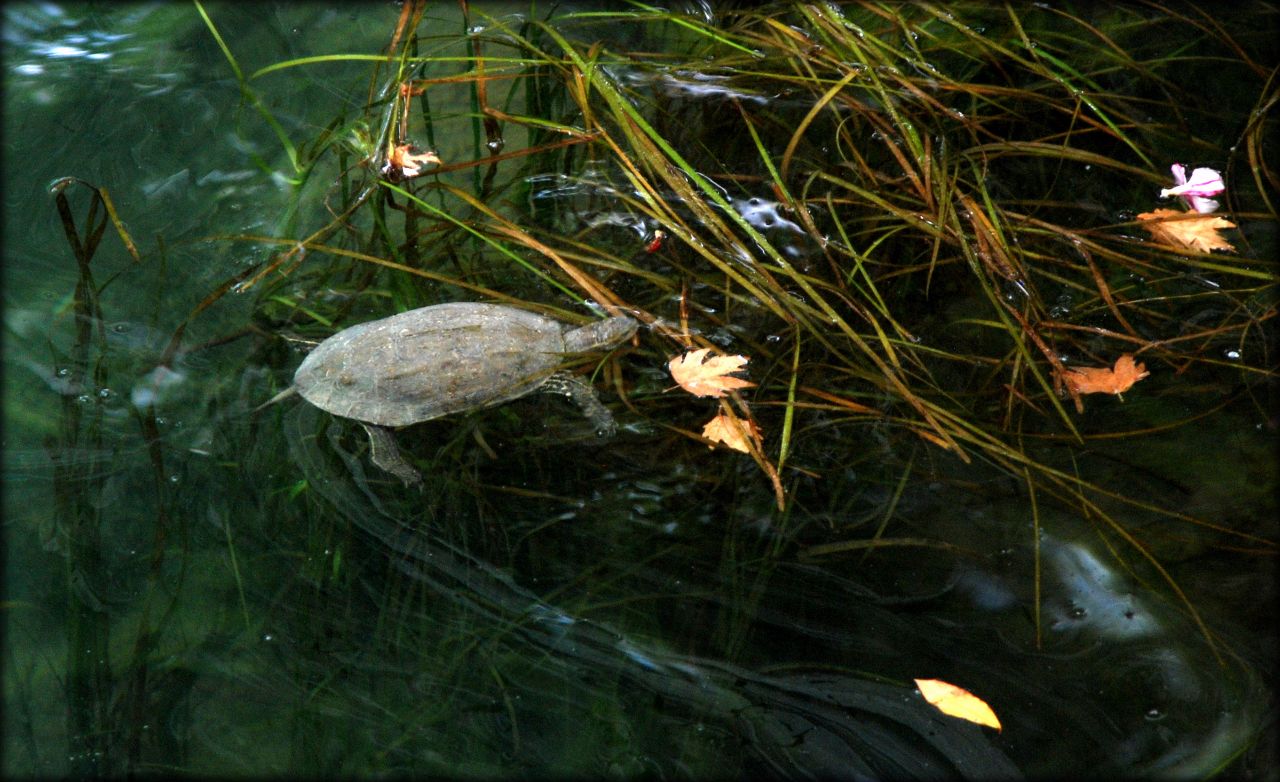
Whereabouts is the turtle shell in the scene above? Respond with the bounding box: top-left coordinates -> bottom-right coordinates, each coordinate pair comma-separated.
293,302 -> 573,427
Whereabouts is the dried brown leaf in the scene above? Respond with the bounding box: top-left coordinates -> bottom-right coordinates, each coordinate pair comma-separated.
701,411 -> 763,453
1137,208 -> 1235,253
668,348 -> 755,398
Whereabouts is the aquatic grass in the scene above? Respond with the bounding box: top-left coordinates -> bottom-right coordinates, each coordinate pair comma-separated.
193,1 -> 299,175
47,181 -> 114,776
197,1 -> 1279,660
36,180 -> 217,775
556,2 -> 1266,634
535,22 -> 971,465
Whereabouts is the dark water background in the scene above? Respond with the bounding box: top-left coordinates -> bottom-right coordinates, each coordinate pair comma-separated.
4,3 -> 1276,777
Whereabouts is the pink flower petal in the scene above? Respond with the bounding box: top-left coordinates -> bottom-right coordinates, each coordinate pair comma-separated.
1159,166 -> 1224,213
1186,195 -> 1220,214
1183,167 -> 1224,193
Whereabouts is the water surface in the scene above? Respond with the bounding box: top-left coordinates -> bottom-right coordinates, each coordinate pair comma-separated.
4,2 -> 1276,777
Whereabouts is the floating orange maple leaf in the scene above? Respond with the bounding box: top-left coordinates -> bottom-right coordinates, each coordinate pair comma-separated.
1137,209 -> 1235,253
1060,354 -> 1150,412
701,411 -> 763,453
914,679 -> 1002,732
668,348 -> 755,398
1062,354 -> 1150,396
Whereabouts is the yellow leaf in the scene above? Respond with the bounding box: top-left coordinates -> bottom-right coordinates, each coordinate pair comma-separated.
668,348 -> 755,398
701,411 -> 763,453
1137,208 -> 1235,253
914,678 -> 1002,732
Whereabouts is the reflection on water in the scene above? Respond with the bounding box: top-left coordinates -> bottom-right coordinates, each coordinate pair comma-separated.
1046,541 -> 1158,639
5,4 -> 137,72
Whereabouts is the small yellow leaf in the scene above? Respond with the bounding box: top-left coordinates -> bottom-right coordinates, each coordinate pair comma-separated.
914,678 -> 1002,732
701,411 -> 763,453
668,348 -> 755,398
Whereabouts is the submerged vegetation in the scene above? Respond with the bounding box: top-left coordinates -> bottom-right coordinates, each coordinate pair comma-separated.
214,0 -> 1276,639
18,1 -> 1277,776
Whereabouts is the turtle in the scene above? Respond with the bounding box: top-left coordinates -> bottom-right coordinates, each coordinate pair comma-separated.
289,302 -> 638,487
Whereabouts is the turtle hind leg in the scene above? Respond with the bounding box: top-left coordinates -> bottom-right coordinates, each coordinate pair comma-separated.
361,423 -> 423,489
541,372 -> 617,436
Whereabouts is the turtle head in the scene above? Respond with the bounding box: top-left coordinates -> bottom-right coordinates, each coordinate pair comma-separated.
563,314 -> 639,353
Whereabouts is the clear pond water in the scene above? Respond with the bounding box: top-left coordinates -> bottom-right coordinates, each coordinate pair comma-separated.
3,3 -> 1276,777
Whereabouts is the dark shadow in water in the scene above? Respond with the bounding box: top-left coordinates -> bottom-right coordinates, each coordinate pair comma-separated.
282,400 -> 1270,778
285,402 -> 1021,778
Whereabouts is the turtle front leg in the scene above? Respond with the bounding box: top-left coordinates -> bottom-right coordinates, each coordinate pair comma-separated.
541,372 -> 617,435
360,423 -> 423,488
